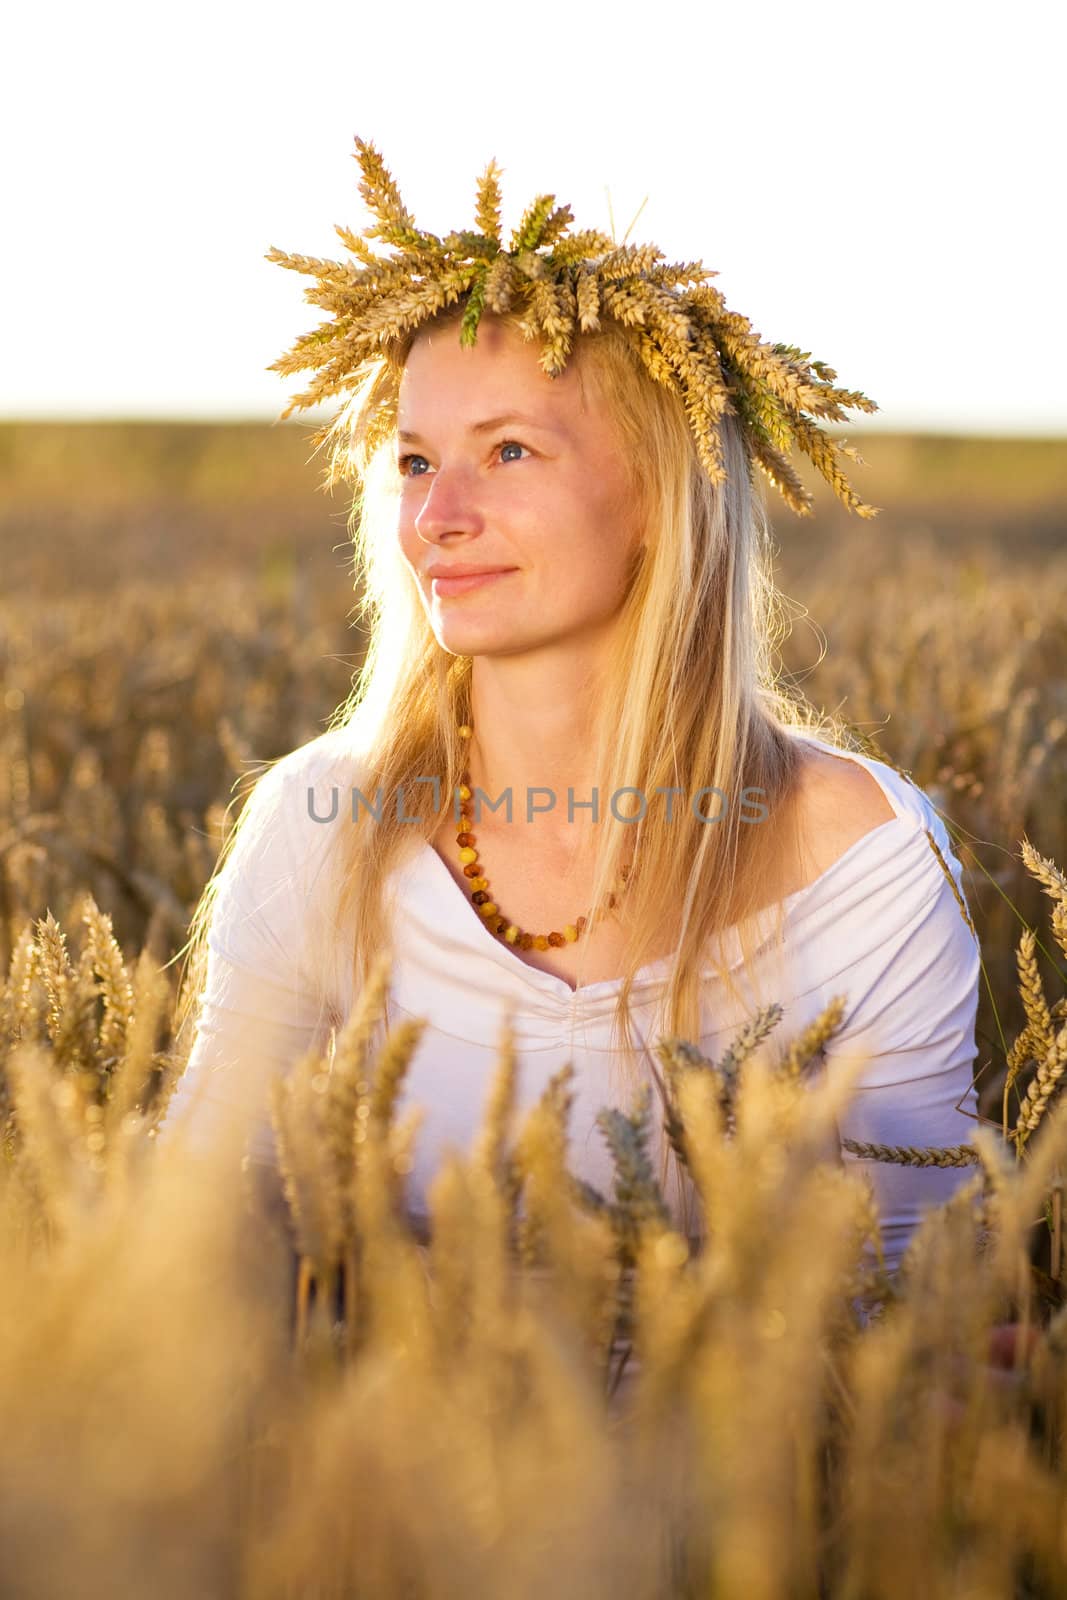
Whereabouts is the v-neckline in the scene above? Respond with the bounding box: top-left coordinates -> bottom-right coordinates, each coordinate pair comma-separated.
414,838 -> 664,1001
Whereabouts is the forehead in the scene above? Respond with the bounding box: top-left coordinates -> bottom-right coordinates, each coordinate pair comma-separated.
398,317 -> 594,430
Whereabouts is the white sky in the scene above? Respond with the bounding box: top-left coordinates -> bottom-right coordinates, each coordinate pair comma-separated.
4,0 -> 1064,434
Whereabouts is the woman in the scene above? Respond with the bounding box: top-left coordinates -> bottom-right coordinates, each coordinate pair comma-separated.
159,140 -> 982,1282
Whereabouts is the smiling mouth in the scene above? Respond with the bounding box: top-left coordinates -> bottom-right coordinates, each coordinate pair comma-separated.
430,570 -> 517,596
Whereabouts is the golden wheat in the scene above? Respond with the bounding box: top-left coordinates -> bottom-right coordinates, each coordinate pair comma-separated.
3,423 -> 1067,1592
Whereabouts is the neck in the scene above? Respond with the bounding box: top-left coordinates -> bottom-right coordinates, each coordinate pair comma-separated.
462,647 -> 609,844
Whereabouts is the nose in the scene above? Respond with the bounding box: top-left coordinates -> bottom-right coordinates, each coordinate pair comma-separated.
413,462 -> 485,545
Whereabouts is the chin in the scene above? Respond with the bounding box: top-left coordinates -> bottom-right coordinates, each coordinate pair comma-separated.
434,630 -> 516,657
435,617 -> 548,656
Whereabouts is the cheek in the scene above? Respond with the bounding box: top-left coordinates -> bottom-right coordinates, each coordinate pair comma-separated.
569,479 -> 642,575
395,506 -> 422,566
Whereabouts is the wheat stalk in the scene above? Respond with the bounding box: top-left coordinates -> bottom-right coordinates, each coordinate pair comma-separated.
265,135 -> 881,517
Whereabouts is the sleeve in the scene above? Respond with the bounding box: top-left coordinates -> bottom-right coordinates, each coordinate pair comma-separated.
820,825 -> 983,1280
157,755 -> 334,1169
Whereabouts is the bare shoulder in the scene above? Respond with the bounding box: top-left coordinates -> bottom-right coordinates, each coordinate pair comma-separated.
792,743 -> 898,882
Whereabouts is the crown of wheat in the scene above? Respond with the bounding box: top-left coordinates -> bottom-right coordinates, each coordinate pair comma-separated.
265,136 -> 880,518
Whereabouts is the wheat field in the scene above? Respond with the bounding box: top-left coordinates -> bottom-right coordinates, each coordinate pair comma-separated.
2,421 -> 1067,1598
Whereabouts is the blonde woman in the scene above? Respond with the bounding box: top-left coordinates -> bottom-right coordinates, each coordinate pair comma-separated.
160,143 -> 982,1291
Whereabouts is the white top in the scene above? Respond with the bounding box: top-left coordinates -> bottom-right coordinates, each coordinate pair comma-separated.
160,725 -> 982,1275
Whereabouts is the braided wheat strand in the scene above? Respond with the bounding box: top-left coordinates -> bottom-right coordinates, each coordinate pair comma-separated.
266,135 -> 881,518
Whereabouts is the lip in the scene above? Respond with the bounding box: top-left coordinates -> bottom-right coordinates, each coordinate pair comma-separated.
429,567 -> 517,597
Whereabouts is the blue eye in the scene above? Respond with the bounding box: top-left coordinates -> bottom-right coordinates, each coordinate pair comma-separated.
397,439 -> 528,476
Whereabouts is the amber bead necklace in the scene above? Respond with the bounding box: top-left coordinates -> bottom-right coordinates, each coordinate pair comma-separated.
453,721 -> 631,952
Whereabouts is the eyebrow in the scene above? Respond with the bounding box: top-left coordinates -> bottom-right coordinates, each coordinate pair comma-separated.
397,412 -> 557,445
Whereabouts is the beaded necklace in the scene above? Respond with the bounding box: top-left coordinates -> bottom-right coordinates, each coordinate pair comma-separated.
453,721 -> 631,952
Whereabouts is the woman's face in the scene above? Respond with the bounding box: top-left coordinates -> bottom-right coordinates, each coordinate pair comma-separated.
395,316 -> 644,659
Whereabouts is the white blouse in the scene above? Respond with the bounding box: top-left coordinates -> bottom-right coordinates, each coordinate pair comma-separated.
160,725 -> 982,1275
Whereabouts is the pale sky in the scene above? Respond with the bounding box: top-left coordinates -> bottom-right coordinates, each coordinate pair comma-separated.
4,0 -> 1063,434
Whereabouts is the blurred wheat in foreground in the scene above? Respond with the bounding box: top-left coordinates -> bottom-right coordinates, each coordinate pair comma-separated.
0,843 -> 1066,1599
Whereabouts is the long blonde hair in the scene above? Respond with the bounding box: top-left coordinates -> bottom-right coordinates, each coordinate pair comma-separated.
172,305 -> 846,1112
